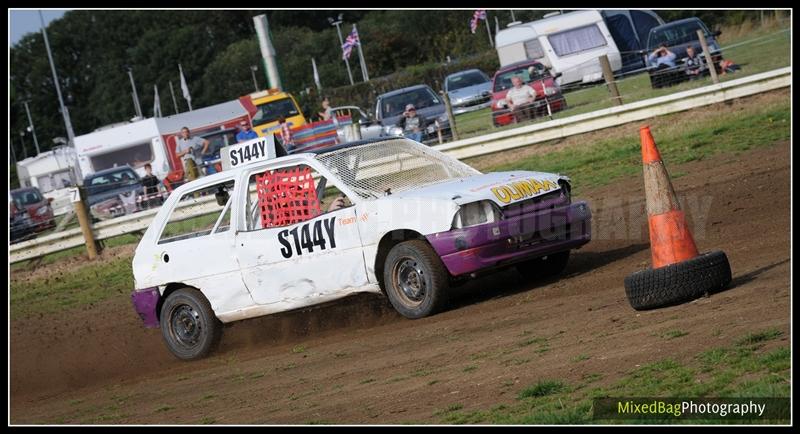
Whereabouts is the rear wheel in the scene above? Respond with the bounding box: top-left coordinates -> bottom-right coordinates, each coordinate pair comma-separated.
516,251 -> 571,281
160,288 -> 223,360
383,240 -> 450,319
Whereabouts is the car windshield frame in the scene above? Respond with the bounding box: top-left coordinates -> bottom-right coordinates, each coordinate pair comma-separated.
86,169 -> 140,194
313,138 -> 480,199
379,87 -> 441,118
12,189 -> 43,206
252,97 -> 301,127
647,20 -> 707,50
446,71 -> 490,92
493,64 -> 549,92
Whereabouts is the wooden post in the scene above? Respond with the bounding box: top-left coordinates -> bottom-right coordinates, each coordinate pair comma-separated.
439,90 -> 459,141
70,186 -> 98,260
599,54 -> 623,106
696,29 -> 720,84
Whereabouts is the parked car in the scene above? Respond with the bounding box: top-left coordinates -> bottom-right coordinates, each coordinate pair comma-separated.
375,84 -> 452,145
444,69 -> 493,115
490,60 -> 566,127
644,17 -> 723,89
130,137 -> 592,360
10,193 -> 36,243
9,187 -> 55,232
83,165 -> 145,220
330,106 -> 384,142
198,128 -> 238,175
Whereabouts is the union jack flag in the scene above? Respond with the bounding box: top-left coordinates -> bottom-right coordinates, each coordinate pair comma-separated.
470,9 -> 487,34
341,25 -> 360,60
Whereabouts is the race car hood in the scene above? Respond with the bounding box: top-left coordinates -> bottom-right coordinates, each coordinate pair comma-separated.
391,170 -> 566,207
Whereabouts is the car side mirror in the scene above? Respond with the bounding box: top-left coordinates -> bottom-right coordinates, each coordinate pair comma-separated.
215,189 -> 229,206
554,72 -> 563,79
47,197 -> 54,203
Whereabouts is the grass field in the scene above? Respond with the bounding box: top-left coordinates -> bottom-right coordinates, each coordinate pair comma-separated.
453,23 -> 790,140
434,329 -> 789,424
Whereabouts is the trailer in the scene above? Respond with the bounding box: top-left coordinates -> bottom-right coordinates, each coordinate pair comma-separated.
74,99 -> 255,185
495,9 -> 663,86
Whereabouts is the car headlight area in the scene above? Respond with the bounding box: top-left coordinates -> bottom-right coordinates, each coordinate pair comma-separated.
383,125 -> 404,137
452,200 -> 503,229
35,206 -> 50,216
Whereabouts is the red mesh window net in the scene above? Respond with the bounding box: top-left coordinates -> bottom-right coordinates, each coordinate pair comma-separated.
256,166 -> 321,228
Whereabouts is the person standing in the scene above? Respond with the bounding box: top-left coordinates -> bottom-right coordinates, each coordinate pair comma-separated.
317,96 -> 333,121
235,120 -> 258,143
396,104 -> 427,143
140,163 -> 163,208
175,127 -> 209,182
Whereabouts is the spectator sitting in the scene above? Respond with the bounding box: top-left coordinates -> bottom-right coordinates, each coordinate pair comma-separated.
648,45 -> 678,69
396,104 -> 426,143
235,120 -> 258,143
719,59 -> 741,75
684,46 -> 706,79
504,76 -> 537,123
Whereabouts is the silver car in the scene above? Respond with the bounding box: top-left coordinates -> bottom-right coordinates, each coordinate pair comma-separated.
444,69 -> 493,115
331,106 -> 384,143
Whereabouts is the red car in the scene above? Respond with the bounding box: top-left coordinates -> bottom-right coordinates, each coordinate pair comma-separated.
10,187 -> 55,232
490,60 -> 566,127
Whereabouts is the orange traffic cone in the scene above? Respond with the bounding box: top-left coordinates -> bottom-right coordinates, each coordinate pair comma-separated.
624,126 -> 731,310
640,126 -> 699,268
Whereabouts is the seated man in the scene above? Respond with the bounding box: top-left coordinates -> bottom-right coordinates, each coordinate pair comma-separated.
648,45 -> 677,69
396,104 -> 426,142
684,46 -> 706,79
504,76 -> 537,123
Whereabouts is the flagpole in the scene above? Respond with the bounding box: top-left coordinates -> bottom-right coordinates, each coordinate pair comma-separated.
179,63 -> 193,111
485,13 -> 494,47
354,24 -> 369,82
168,81 -> 179,115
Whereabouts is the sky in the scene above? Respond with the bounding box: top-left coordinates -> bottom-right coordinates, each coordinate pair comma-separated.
9,9 -> 68,46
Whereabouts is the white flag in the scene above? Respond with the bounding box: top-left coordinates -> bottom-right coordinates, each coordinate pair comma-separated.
312,57 -> 321,91
153,85 -> 162,118
179,63 -> 193,111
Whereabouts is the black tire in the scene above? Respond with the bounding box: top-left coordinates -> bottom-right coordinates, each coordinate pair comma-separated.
160,288 -> 223,360
516,251 -> 571,281
624,250 -> 732,311
383,240 -> 450,319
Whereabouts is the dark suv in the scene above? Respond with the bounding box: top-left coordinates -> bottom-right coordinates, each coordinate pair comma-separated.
375,84 -> 452,145
645,17 -> 723,88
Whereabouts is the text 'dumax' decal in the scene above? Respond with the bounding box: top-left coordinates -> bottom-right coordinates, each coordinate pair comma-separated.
491,179 -> 559,204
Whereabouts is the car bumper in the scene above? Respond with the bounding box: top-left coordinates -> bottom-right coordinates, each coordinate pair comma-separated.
131,287 -> 161,328
452,99 -> 492,115
426,201 -> 591,276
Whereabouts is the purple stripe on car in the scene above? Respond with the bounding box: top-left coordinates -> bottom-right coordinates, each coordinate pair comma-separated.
131,287 -> 161,328
426,201 -> 592,276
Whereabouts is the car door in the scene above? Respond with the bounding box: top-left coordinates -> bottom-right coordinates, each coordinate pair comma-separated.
153,178 -> 251,313
234,161 -> 369,306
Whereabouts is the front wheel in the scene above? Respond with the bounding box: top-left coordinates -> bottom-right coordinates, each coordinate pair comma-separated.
383,240 -> 450,319
160,288 -> 223,360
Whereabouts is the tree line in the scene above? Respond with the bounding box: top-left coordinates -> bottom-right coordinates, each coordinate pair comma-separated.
10,9 -> 773,160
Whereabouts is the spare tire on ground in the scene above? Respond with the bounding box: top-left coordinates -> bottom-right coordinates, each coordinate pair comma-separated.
624,250 -> 732,310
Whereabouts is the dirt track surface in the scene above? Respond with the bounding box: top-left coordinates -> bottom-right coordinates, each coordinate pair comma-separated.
10,140 -> 790,424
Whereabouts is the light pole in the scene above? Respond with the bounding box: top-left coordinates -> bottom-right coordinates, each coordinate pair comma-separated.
23,101 -> 40,155
328,14 -> 354,86
126,66 -> 143,119
19,131 -> 28,159
250,65 -> 259,92
39,11 -> 75,148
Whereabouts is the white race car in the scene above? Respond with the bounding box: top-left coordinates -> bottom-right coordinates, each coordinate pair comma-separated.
131,137 -> 592,360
